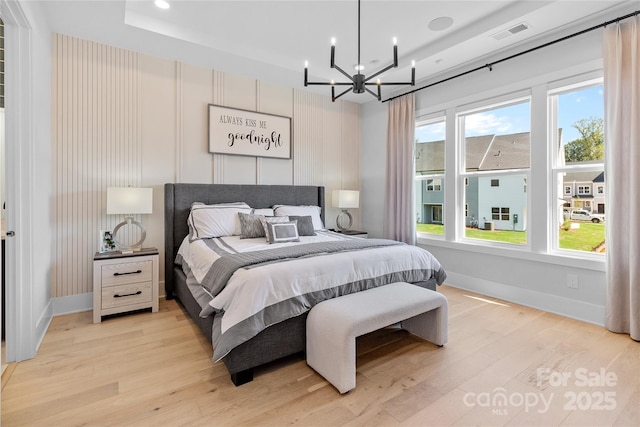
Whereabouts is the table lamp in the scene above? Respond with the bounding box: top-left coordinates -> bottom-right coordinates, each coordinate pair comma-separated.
332,190 -> 359,231
107,187 -> 153,253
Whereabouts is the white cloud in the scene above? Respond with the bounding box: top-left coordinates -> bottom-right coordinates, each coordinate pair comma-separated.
416,121 -> 445,142
465,112 -> 516,136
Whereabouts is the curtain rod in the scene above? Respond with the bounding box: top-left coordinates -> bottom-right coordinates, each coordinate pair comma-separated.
383,9 -> 640,103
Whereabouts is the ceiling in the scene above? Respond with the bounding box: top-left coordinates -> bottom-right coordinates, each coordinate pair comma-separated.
41,0 -> 635,103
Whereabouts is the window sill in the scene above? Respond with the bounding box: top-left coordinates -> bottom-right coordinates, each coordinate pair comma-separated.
417,234 -> 605,272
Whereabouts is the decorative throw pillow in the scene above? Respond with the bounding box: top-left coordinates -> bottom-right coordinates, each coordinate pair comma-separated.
287,215 -> 316,236
264,220 -> 300,244
187,202 -> 251,241
273,205 -> 324,230
259,216 -> 290,240
238,213 -> 266,239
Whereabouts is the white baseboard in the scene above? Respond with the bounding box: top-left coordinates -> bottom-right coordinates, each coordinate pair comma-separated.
35,299 -> 54,352
444,272 -> 605,326
52,293 -> 94,316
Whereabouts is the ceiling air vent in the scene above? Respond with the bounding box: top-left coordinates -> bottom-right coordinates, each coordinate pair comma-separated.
492,22 -> 530,41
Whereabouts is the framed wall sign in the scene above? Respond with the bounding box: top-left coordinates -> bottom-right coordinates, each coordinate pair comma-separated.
208,104 -> 292,159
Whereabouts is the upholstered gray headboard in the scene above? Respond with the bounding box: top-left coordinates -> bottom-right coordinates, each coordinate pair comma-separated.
164,183 -> 325,298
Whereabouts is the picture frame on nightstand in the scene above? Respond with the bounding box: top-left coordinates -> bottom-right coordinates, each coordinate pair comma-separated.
99,229 -> 117,253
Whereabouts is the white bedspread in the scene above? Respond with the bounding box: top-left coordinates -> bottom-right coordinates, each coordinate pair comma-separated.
177,231 -> 447,361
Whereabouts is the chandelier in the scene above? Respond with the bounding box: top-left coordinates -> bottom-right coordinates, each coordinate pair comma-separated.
304,0 -> 416,102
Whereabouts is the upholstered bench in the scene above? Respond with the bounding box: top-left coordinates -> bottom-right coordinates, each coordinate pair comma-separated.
306,282 -> 448,394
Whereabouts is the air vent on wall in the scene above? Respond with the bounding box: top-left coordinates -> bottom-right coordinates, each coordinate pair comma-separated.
492,22 -> 530,41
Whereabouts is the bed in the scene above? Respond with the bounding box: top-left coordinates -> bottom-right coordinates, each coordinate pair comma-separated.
164,183 -> 446,386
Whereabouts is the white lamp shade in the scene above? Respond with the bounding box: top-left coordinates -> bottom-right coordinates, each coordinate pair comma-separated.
107,187 -> 153,215
332,190 -> 359,209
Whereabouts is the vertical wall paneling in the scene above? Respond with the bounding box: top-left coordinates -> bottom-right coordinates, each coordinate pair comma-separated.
179,63 -> 214,183
175,62 -> 183,182
212,70 -> 224,183
293,90 -> 325,186
52,35 -> 139,297
52,34 -> 361,301
256,80 -> 261,184
256,81 -> 294,185
222,73 -> 258,184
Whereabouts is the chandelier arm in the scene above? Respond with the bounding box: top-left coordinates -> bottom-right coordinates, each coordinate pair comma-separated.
333,86 -> 353,101
332,63 -> 356,81
364,87 -> 381,100
366,81 -> 415,86
307,81 -> 352,86
364,63 -> 397,83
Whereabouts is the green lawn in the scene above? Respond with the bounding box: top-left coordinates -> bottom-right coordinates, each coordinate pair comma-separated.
417,221 -> 605,252
559,222 -> 605,252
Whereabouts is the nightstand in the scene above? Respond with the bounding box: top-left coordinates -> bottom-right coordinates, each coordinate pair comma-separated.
93,247 -> 159,323
333,229 -> 368,239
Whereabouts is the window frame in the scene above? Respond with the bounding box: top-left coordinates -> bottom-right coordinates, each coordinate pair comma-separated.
548,77 -> 605,258
415,114 -> 447,238
458,95 -> 532,248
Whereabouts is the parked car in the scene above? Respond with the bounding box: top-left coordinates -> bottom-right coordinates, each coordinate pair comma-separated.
567,209 -> 605,223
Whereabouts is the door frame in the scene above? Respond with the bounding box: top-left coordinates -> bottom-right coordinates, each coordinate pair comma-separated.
1,0 -> 37,362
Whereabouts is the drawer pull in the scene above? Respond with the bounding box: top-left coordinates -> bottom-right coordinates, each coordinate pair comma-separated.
113,269 -> 142,277
114,291 -> 143,298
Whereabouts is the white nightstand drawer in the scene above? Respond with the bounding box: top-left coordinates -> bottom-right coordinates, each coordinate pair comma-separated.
101,281 -> 152,310
101,260 -> 152,287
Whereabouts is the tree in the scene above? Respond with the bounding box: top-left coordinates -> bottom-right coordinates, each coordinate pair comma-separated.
564,117 -> 604,162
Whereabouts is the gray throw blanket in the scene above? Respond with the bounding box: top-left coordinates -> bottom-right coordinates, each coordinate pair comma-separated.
199,238 -> 404,300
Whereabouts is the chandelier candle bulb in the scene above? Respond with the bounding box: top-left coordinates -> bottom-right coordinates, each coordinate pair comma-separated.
412,61 -> 416,84
393,39 -> 398,66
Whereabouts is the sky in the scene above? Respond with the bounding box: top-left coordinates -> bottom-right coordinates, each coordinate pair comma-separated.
416,84 -> 604,145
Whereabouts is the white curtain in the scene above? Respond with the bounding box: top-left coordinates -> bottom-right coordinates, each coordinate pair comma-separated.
384,94 -> 416,245
603,16 -> 640,341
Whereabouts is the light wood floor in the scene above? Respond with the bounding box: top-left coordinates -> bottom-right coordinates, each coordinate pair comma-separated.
2,285 -> 638,426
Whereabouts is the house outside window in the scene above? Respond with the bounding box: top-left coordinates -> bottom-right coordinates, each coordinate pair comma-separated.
415,118 -> 445,235
416,74 -> 604,260
426,179 -> 441,191
577,185 -> 591,195
550,80 -> 605,254
462,98 -> 530,244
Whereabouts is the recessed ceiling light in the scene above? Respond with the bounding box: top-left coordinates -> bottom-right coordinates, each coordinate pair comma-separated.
428,17 -> 454,32
154,0 -> 170,10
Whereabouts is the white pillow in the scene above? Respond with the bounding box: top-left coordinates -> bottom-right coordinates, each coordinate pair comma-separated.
273,205 -> 324,230
252,208 -> 274,216
188,202 -> 251,240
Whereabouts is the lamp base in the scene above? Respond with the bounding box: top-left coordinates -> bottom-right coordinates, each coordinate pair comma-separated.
112,216 -> 147,252
336,210 -> 353,231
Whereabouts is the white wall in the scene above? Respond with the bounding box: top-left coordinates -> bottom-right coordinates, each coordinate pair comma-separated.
359,10 -> 629,325
51,34 -> 361,308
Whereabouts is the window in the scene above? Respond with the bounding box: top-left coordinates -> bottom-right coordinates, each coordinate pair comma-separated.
416,73 -> 604,262
550,81 -> 604,254
577,185 -> 591,195
415,118 -> 445,235
426,179 -> 442,191
462,98 -> 530,244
